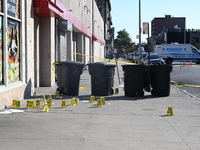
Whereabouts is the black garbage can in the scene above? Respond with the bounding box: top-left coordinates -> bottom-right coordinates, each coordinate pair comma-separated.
122,65 -> 146,97
150,65 -> 173,97
88,62 -> 116,96
55,61 -> 84,96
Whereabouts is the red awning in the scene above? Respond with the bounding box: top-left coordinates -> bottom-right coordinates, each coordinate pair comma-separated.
92,34 -> 98,41
34,0 -> 64,18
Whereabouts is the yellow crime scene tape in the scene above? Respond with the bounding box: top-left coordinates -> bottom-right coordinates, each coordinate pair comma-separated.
171,80 -> 200,88
51,52 -> 200,88
73,52 -> 136,65
52,62 -> 58,79
51,52 -> 136,78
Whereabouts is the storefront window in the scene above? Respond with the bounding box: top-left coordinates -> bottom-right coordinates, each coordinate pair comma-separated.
7,0 -> 19,19
7,19 -> 20,83
0,16 -> 2,85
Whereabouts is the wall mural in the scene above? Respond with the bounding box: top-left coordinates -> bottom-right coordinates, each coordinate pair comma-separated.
7,19 -> 20,83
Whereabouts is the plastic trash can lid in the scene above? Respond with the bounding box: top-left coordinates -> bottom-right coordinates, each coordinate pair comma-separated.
88,62 -> 116,66
56,61 -> 84,66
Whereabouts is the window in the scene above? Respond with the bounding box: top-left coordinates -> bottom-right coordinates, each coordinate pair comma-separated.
192,47 -> 200,54
7,0 -> 20,19
7,19 -> 20,83
0,0 -> 22,86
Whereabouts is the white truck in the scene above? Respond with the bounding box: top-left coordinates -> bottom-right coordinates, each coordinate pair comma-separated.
154,43 -> 200,64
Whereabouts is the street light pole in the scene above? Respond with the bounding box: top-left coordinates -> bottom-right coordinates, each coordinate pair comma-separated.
138,0 -> 141,64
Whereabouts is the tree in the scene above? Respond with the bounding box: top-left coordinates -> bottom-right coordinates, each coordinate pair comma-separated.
114,29 -> 134,54
192,38 -> 199,49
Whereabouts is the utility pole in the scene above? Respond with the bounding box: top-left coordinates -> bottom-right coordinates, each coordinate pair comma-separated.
147,23 -> 150,65
138,0 -> 141,64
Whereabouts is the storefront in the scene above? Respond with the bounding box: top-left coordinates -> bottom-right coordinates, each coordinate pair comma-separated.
0,0 -> 105,109
0,0 -> 26,109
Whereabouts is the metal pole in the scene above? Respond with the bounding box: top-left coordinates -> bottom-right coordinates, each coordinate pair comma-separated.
148,23 -> 150,65
138,0 -> 141,64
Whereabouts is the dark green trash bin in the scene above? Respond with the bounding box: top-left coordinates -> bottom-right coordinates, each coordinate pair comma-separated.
88,62 -> 116,96
150,65 -> 173,97
122,65 -> 146,97
55,61 -> 84,96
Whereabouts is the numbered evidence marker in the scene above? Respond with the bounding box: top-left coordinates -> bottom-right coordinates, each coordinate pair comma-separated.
96,99 -> 102,107
26,100 -> 35,109
35,99 -> 41,108
100,97 -> 106,105
115,88 -> 119,94
12,99 -> 21,108
47,98 -> 53,108
71,98 -> 77,106
166,107 -> 173,116
74,97 -> 79,105
61,100 -> 67,108
55,91 -> 60,98
89,96 -> 95,103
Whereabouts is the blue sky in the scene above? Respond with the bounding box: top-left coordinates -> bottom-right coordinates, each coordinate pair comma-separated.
110,0 -> 200,43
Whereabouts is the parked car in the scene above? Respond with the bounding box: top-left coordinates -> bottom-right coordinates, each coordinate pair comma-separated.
132,51 -> 147,63
127,52 -> 134,60
142,53 -> 165,65
105,54 -> 115,59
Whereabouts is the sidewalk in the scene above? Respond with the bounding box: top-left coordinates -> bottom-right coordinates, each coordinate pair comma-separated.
1,59 -> 200,150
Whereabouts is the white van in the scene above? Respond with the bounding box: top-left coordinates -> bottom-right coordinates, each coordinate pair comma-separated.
154,43 -> 200,64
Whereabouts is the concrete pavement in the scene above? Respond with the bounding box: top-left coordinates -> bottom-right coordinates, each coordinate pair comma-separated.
1,59 -> 200,150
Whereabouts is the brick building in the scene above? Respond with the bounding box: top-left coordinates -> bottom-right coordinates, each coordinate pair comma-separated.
151,15 -> 185,36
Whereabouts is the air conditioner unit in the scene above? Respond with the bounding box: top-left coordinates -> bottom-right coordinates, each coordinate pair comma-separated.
59,20 -> 73,32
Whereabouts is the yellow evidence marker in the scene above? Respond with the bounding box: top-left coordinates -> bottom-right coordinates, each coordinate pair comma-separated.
61,100 -> 67,108
100,97 -> 106,105
35,99 -> 41,108
166,107 -> 173,116
115,88 -> 119,94
74,97 -> 79,105
26,100 -> 35,109
96,99 -> 102,107
47,98 -> 53,108
71,98 -> 77,106
12,99 -> 21,108
89,96 -> 95,103
55,91 -> 60,98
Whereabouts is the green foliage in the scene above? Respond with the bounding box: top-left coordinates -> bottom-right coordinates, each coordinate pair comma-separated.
192,38 -> 199,49
114,29 -> 134,53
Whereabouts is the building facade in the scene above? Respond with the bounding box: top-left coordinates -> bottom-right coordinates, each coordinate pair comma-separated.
156,28 -> 200,48
0,0 -> 107,109
95,0 -> 114,55
151,15 -> 185,36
